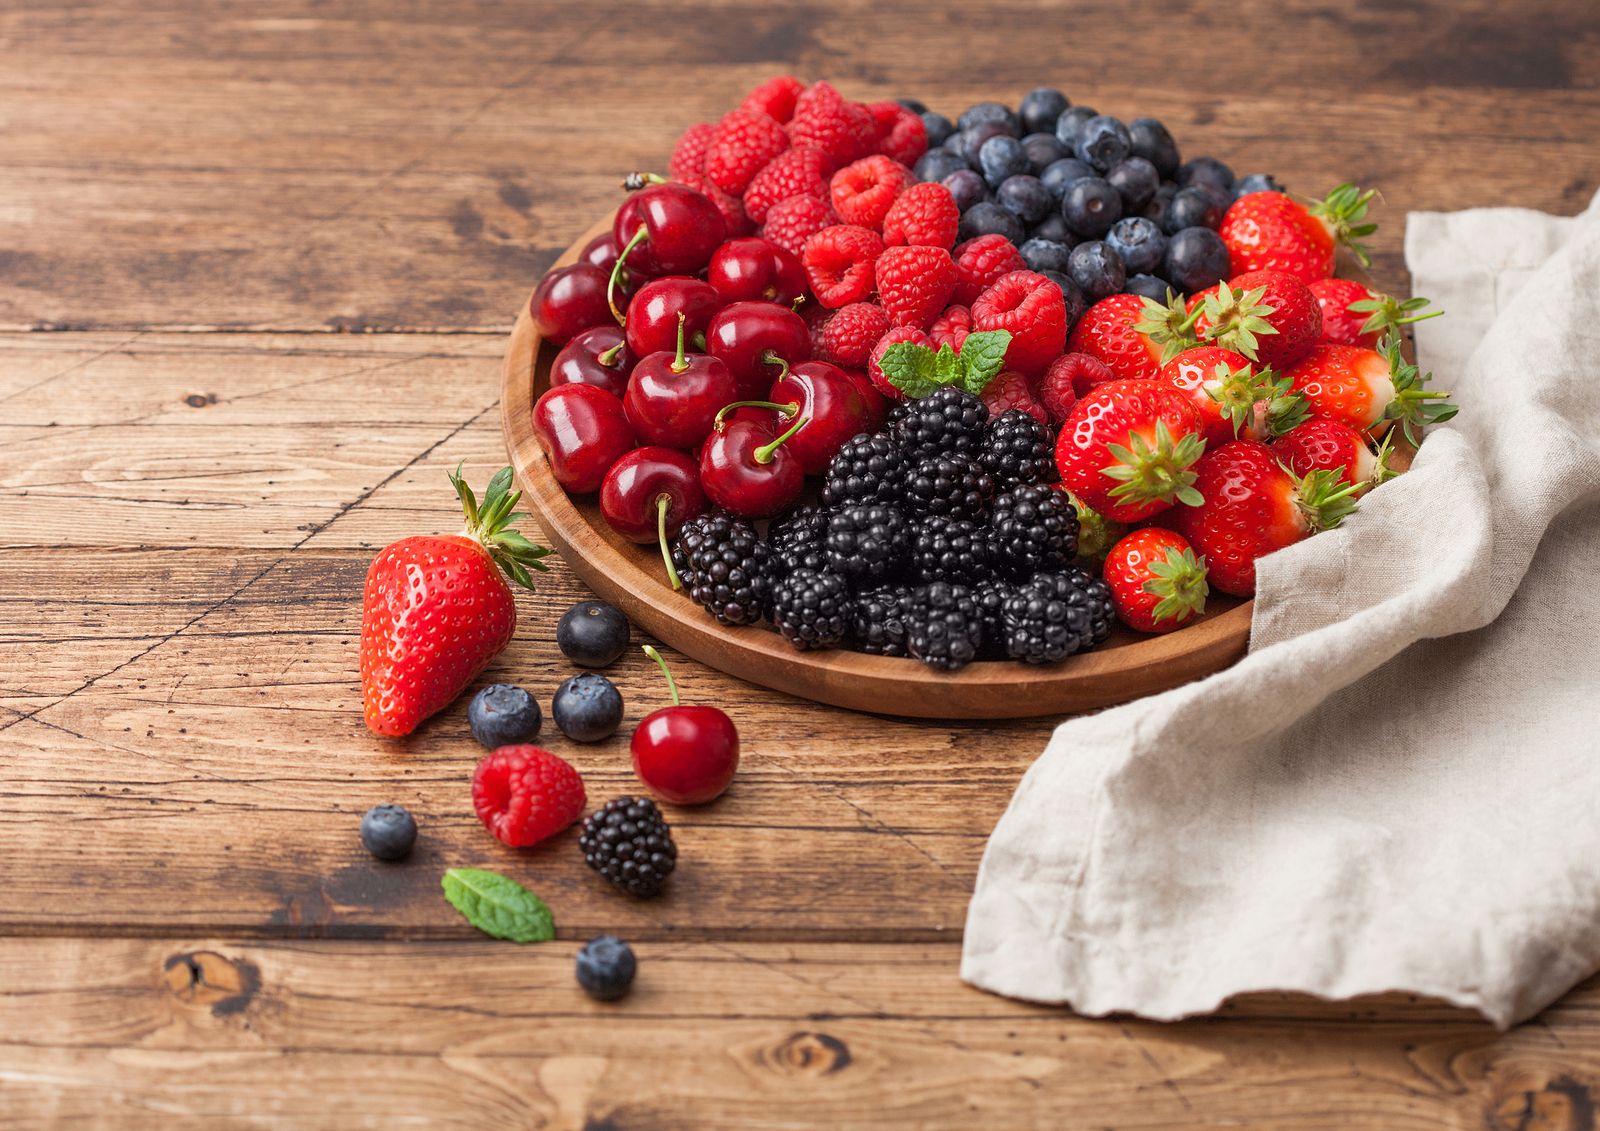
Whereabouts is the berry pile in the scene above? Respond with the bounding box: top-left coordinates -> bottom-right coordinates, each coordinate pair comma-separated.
527,75 -> 1455,665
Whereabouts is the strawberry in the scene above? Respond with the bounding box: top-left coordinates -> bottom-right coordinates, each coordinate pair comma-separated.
875,244 -> 957,329
1272,418 -> 1396,494
1218,185 -> 1378,283
471,745 -> 586,848
1067,293 -> 1182,382
1102,528 -> 1209,634
1168,440 -> 1359,596
1308,277 -> 1443,349
971,270 -> 1067,376
360,467 -> 550,737
1283,335 -> 1456,444
1061,488 -> 1129,566
1054,379 -> 1208,523
1158,345 -> 1307,447
1194,271 -> 1322,370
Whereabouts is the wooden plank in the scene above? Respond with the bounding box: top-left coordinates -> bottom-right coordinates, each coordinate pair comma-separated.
0,937 -> 1595,1129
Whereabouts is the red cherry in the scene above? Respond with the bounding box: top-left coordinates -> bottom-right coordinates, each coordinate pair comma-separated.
836,367 -> 889,433
530,264 -> 617,345
631,645 -> 739,806
769,360 -> 876,474
706,237 -> 808,306
599,446 -> 707,589
613,179 -> 727,278
623,313 -> 740,449
625,276 -> 721,358
699,409 -> 807,517
531,384 -> 635,493
581,233 -> 621,274
705,301 -> 812,400
551,325 -> 634,399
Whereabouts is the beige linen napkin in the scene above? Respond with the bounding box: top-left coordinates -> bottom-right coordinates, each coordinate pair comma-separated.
961,192 -> 1600,1027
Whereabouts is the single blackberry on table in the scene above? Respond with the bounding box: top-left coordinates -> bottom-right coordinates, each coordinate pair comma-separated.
850,584 -> 912,657
891,386 -> 989,459
825,503 -> 908,584
671,513 -> 769,626
770,567 -> 851,650
578,796 -> 678,899
981,410 -> 1057,488
971,577 -> 1017,660
1001,569 -> 1113,664
820,434 -> 905,508
903,453 -> 995,523
990,483 -> 1079,578
910,516 -> 992,585
902,582 -> 984,671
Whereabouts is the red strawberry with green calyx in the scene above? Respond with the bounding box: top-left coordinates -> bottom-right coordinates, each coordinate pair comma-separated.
1283,333 -> 1457,446
1102,527 -> 1210,634
1055,379 -> 1208,523
1158,345 -> 1308,446
1195,271 -> 1322,370
1308,277 -> 1443,349
1218,184 -> 1378,282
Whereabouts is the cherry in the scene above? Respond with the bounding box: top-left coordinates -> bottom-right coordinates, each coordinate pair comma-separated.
623,313 -> 739,449
581,233 -> 621,274
705,301 -> 812,401
625,276 -> 721,358
531,264 -> 618,346
699,405 -> 808,517
632,645 -> 739,806
550,324 -> 633,399
611,177 -> 726,284
837,367 -> 890,433
531,383 -> 636,493
770,360 -> 877,474
706,237 -> 808,307
599,446 -> 706,588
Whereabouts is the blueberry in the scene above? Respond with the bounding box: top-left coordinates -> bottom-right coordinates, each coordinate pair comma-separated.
957,101 -> 1020,136
1018,237 -> 1074,274
360,804 -> 417,862
1049,272 -> 1088,332
1039,157 -> 1095,203
1179,156 -> 1235,193
978,135 -> 1029,189
1020,132 -> 1068,174
575,935 -> 637,1002
943,129 -> 967,155
1164,227 -> 1232,293
1060,176 -> 1122,238
1234,172 -> 1281,198
959,122 -> 1012,169
1124,273 -> 1175,302
1019,87 -> 1070,135
1029,212 -> 1077,246
921,111 -> 955,149
1053,105 -> 1098,150
552,672 -> 624,743
957,201 -> 1024,244
1106,156 -> 1160,213
1127,117 -> 1181,179
1073,115 -> 1132,172
896,98 -> 929,116
942,168 -> 988,213
1144,182 -> 1178,229
997,175 -> 1050,225
1105,216 -> 1168,275
1068,241 -> 1126,303
1163,187 -> 1224,234
468,683 -> 542,749
914,148 -> 968,184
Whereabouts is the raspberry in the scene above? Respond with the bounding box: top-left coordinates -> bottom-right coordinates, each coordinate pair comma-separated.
676,170 -> 754,238
471,745 -> 586,849
739,75 -> 805,124
814,301 -> 892,369
830,155 -> 911,230
742,147 -> 830,224
881,182 -> 959,250
875,245 -> 957,329
980,369 -> 1049,426
788,81 -> 876,171
952,234 -> 1028,306
867,324 -> 933,400
867,101 -> 929,166
971,270 -> 1068,377
1042,353 -> 1112,421
761,194 -> 836,258
802,224 -> 884,309
669,122 -> 715,181
705,109 -> 790,196
929,304 -> 972,352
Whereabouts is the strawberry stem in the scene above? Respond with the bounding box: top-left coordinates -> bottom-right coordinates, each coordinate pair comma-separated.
1101,421 -> 1208,508
1144,545 -> 1210,624
447,464 -> 551,591
642,644 -> 681,707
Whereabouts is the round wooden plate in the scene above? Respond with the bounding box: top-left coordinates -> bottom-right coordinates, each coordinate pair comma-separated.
501,214 -> 1251,718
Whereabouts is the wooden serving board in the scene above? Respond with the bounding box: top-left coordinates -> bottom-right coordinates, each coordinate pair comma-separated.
501,215 -> 1251,718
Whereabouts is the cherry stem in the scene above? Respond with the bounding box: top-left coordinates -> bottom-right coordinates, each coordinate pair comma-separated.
597,342 -> 625,367
608,224 -> 648,326
655,494 -> 682,591
622,171 -> 669,191
712,399 -> 799,431
669,312 -> 690,374
762,350 -> 791,382
754,414 -> 809,465
642,644 -> 681,707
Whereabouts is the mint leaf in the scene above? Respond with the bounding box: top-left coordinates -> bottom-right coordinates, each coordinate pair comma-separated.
933,343 -> 962,387
878,341 -> 944,399
442,867 -> 554,942
957,329 -> 1012,395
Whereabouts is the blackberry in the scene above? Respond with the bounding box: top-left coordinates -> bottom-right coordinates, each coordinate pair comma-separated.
825,503 -> 908,584
890,386 -> 988,459
819,435 -> 905,508
990,484 -> 1079,578
765,504 -> 832,581
903,453 -> 995,523
910,516 -> 992,584
981,410 -> 1057,488
578,796 -> 678,898
971,577 -> 1017,660
850,585 -> 912,657
672,513 -> 769,626
1002,569 -> 1114,664
770,568 -> 851,650
902,582 -> 984,671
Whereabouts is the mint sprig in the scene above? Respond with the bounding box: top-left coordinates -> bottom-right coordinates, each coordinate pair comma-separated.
442,867 -> 555,942
878,329 -> 1013,399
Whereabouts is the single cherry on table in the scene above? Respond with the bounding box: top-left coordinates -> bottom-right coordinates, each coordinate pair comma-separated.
531,383 -> 636,494
551,324 -> 634,399
599,446 -> 707,588
631,645 -> 739,806
699,403 -> 808,518
625,275 -> 722,358
705,300 -> 812,401
623,313 -> 739,449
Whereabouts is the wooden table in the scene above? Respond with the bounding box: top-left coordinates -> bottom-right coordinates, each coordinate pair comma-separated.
3,1 -> 1598,1125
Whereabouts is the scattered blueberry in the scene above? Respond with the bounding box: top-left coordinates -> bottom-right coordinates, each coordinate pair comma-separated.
552,672 -> 624,743
1018,237 -> 1074,274
1106,156 -> 1160,213
556,600 -> 630,668
1053,105 -> 1098,150
1164,227 -> 1232,293
957,101 -> 1020,136
1123,273 -> 1174,302
959,121 -> 1013,168
996,175 -> 1050,225
1179,155 -> 1236,193
575,935 -> 637,1002
1105,216 -> 1168,275
1127,117 -> 1181,179
957,201 -> 1024,244
1067,241 -> 1126,303
978,135 -> 1029,189
896,97 -> 929,116
1029,212 -> 1077,246
360,804 -> 417,862
1163,187 -> 1224,234
1073,115 -> 1132,172
1039,157 -> 1096,202
1060,176 -> 1122,238
914,147 -> 968,185
1020,132 -> 1068,174
468,683 -> 542,749
1019,87 -> 1070,135
921,111 -> 955,149
1233,172 -> 1281,198
942,168 -> 988,213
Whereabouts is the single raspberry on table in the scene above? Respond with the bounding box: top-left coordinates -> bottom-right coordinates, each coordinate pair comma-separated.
740,75 -> 805,123
705,109 -> 791,195
669,122 -> 715,181
471,745 -> 587,849
802,224 -> 885,309
814,301 -> 892,369
761,194 -> 837,258
875,245 -> 957,329
788,81 -> 876,171
952,234 -> 1028,306
929,304 -> 972,352
676,170 -> 754,238
980,369 -> 1049,426
1042,353 -> 1114,417
881,182 -> 959,250
830,155 -> 911,230
972,270 -> 1069,377
867,324 -> 933,401
867,101 -> 930,166
742,147 -> 830,224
